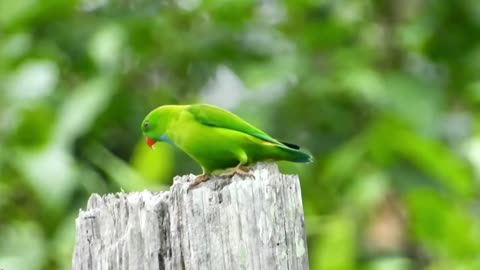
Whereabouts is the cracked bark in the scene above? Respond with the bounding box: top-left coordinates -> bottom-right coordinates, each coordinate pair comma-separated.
72,163 -> 309,270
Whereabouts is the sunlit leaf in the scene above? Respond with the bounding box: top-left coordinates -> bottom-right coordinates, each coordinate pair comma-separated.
5,60 -> 58,102
88,24 -> 126,71
130,138 -> 175,185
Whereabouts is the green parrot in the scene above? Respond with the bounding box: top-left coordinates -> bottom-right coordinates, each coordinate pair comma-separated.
141,104 -> 312,186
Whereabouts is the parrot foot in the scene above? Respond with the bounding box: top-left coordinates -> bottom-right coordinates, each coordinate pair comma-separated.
220,165 -> 254,178
190,173 -> 210,187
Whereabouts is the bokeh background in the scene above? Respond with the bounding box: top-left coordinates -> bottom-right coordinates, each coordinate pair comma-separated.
1,0 -> 480,269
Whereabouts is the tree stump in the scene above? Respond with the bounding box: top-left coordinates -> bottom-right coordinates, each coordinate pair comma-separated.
72,163 -> 309,270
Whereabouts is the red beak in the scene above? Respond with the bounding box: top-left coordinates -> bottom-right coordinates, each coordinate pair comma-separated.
145,137 -> 156,148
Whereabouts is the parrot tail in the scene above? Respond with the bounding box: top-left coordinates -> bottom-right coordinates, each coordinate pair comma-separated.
277,145 -> 313,163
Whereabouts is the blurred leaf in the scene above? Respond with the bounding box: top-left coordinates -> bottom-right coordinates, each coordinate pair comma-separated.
321,134 -> 367,185
85,143 -> 168,191
0,32 -> 32,61
0,222 -> 47,270
15,144 -> 77,212
346,170 -> 390,211
394,128 -> 474,197
88,23 -> 126,71
339,67 -> 385,106
366,257 -> 411,270
51,214 -> 77,270
5,60 -> 58,102
14,103 -> 55,148
54,76 -> 115,147
382,73 -> 443,134
406,189 -> 480,260
130,138 -> 174,184
312,213 -> 355,270
0,0 -> 36,27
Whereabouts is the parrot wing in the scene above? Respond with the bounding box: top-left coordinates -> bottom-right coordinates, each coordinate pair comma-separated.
187,104 -> 285,146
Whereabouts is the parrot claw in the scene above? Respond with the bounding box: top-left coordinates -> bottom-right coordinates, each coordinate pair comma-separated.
221,166 -> 254,179
190,173 -> 210,187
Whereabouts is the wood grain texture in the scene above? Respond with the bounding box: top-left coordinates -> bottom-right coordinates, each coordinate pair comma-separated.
72,163 -> 309,270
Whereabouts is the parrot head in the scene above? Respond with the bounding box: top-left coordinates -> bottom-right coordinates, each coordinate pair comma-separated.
141,105 -> 182,148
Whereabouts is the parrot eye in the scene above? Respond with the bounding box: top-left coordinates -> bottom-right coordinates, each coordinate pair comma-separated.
144,121 -> 150,129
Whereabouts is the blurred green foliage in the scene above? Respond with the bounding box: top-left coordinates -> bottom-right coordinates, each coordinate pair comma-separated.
1,0 -> 480,269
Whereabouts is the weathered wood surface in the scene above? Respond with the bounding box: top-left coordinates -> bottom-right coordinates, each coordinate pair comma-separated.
72,163 -> 309,270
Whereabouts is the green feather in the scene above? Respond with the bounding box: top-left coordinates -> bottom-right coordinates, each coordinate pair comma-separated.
142,104 -> 312,174
188,104 -> 282,145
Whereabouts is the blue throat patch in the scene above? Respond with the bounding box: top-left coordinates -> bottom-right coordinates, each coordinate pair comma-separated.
159,134 -> 173,145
